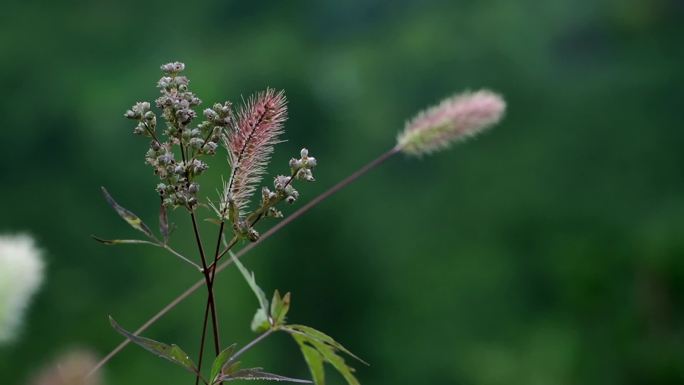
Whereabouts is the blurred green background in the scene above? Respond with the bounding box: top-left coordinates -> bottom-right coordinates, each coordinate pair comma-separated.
2,0 -> 683,384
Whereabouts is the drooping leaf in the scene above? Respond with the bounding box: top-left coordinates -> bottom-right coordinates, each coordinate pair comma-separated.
286,325 -> 366,365
293,336 -> 325,385
270,290 -> 291,326
109,316 -> 200,378
211,343 -> 236,383
101,187 -> 154,238
306,338 -> 358,385
286,325 -> 367,385
230,251 -> 270,330
218,367 -> 311,383
91,236 -> 157,246
159,201 -> 170,244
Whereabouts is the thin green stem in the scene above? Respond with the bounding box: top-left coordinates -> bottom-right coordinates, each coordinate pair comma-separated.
161,243 -> 203,271
231,328 -> 275,362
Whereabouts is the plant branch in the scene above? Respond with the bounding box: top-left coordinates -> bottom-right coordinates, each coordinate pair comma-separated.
161,243 -> 203,271
231,328 -> 275,363
210,146 -> 399,270
88,146 -> 399,377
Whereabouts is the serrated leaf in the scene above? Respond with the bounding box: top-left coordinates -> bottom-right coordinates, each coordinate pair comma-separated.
286,325 -> 366,365
109,316 -> 200,378
230,251 -> 270,329
218,368 -> 311,383
270,290 -> 291,326
102,187 -> 154,238
159,202 -> 170,244
211,343 -> 236,383
293,336 -> 325,385
91,236 -> 157,246
251,308 -> 270,333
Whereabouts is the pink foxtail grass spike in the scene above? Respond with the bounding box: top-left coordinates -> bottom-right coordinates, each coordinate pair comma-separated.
221,89 -> 287,219
397,90 -> 506,156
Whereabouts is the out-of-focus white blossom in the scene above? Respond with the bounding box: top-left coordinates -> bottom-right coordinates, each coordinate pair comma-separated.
29,349 -> 103,385
0,233 -> 45,343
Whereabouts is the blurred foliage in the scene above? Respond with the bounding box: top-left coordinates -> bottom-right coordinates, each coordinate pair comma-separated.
1,0 -> 683,384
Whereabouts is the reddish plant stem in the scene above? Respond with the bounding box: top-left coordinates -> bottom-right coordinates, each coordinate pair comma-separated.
190,211 -> 220,356
195,221 -> 231,385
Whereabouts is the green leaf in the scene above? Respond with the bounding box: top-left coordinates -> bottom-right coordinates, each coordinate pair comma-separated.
222,360 -> 242,377
286,325 -> 367,385
211,343 -> 236,383
101,187 -> 154,238
91,236 -> 158,246
230,251 -> 270,330
286,325 -> 367,365
251,308 -> 270,333
306,338 -> 358,385
293,336 -> 325,385
217,367 -> 312,383
109,316 -> 201,378
159,201 -> 170,244
270,290 -> 291,326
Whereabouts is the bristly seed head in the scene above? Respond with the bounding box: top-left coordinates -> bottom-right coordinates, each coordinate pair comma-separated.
221,88 -> 287,219
397,90 -> 506,156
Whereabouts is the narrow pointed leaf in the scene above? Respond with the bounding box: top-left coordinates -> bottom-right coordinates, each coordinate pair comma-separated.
205,218 -> 223,226
307,339 -> 359,385
230,251 -> 269,323
222,360 -> 242,376
293,335 -> 325,385
271,290 -> 282,318
211,343 -> 237,383
101,187 -> 154,238
91,236 -> 158,246
286,325 -> 366,365
218,368 -> 311,383
109,316 -> 200,378
159,201 -> 170,244
270,290 -> 291,326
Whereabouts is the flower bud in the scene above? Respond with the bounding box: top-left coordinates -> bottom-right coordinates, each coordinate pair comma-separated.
161,62 -> 185,74
204,108 -> 218,120
289,158 -> 302,169
248,228 -> 260,242
188,183 -> 199,194
296,168 -> 315,182
266,207 -> 283,218
274,175 -> 291,191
